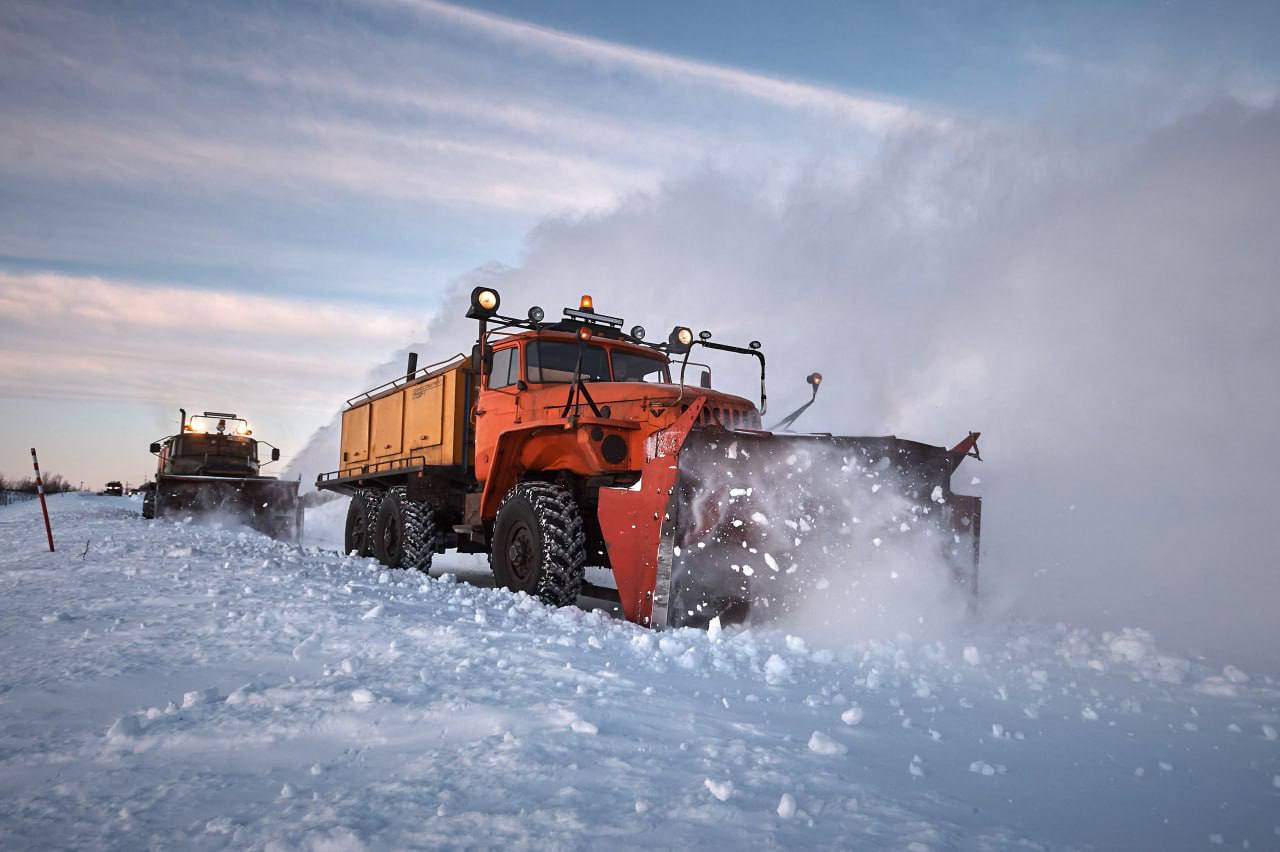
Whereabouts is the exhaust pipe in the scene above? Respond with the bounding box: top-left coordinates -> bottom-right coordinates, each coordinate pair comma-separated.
406,352 -> 418,380
179,408 -> 186,430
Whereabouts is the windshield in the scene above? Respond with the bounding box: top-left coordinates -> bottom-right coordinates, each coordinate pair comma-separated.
612,350 -> 670,383
526,341 -> 610,383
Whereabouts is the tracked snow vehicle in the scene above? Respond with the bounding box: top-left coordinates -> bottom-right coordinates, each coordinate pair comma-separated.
317,290 -> 982,628
145,410 -> 302,542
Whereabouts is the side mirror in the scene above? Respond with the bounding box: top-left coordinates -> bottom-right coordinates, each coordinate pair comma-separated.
699,370 -> 712,389
149,442 -> 161,454
271,448 -> 281,462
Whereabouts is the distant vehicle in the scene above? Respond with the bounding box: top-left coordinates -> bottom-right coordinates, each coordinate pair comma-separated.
316,289 -> 982,629
102,481 -> 124,497
145,410 -> 302,541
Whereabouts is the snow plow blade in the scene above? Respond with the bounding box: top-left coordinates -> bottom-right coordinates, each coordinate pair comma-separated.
153,475 -> 303,542
598,399 -> 980,629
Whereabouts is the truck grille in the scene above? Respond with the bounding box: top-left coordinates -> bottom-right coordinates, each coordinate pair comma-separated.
697,406 -> 760,430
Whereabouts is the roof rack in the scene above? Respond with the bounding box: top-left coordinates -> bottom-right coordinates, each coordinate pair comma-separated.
345,353 -> 468,407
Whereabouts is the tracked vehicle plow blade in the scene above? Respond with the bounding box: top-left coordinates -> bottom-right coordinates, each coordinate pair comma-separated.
598,399 -> 980,629
154,475 -> 303,542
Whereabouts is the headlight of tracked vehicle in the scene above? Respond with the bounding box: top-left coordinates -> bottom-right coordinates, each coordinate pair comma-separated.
669,326 -> 694,352
630,325 -> 646,341
528,305 -> 545,323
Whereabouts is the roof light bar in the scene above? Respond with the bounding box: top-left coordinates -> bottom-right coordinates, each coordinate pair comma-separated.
563,307 -> 623,327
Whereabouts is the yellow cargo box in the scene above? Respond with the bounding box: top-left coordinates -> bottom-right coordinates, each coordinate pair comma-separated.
339,357 -> 471,477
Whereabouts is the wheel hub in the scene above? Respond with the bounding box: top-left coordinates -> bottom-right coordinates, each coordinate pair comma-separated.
507,523 -> 536,582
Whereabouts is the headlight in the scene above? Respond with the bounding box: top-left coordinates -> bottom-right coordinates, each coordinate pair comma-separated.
630,324 -> 646,341
528,305 -> 545,323
675,327 -> 693,346
469,286 -> 500,316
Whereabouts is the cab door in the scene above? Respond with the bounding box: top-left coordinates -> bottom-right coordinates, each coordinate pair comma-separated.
473,343 -> 522,483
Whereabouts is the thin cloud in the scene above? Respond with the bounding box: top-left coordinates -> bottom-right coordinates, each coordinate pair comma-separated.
366,0 -> 935,131
0,270 -> 423,409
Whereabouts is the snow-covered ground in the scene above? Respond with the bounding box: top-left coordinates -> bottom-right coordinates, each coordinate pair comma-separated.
1,495 -> 1277,850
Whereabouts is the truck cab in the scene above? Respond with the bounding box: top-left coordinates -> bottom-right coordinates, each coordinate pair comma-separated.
150,412 -> 278,478
474,326 -> 761,487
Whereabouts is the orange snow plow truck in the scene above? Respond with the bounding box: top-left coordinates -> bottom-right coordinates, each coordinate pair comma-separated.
317,290 -> 982,628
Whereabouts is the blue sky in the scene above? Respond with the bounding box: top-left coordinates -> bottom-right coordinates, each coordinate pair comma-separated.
1,0 -> 1277,486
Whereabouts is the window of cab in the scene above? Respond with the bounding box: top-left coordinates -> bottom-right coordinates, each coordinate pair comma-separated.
489,338 -> 673,387
488,345 -> 520,389
612,349 -> 670,383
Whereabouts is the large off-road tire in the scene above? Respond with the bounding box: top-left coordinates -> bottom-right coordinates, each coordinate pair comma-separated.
489,481 -> 586,607
373,487 -> 436,570
400,495 -> 438,573
344,489 -> 383,557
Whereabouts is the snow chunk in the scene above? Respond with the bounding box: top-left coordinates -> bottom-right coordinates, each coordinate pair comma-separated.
808,731 -> 847,755
1194,677 -> 1239,697
351,688 -> 375,704
841,706 -> 864,726
784,635 -> 808,654
1263,724 -> 1277,741
1222,665 -> 1249,683
570,719 -> 598,735
969,760 -> 1007,776
704,778 -> 733,801
361,603 -> 384,620
182,687 -> 219,708
777,793 -> 797,819
930,485 -> 945,503
764,654 -> 791,685
963,646 -> 982,666
1108,631 -> 1152,663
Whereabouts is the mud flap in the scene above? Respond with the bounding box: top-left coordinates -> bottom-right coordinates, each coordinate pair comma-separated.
155,476 -> 303,542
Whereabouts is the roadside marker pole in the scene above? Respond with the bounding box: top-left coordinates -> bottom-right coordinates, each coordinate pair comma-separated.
30,448 -> 55,552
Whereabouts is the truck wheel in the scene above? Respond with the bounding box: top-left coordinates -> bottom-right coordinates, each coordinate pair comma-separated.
372,487 -> 417,568
344,490 -> 383,557
490,482 -> 586,607
400,495 -> 438,573
141,492 -> 155,519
